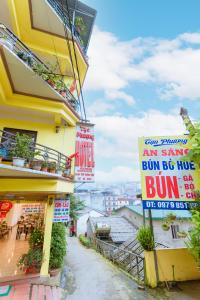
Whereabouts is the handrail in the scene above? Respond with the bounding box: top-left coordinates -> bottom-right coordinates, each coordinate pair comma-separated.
94,238 -> 144,282
0,24 -> 79,112
47,0 -> 87,56
0,129 -> 72,173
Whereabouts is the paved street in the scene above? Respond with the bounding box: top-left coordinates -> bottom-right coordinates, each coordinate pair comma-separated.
62,238 -> 168,300
61,238 -> 200,300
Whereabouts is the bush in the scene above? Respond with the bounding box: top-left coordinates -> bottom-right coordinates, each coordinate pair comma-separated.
49,223 -> 67,270
137,226 -> 154,251
18,248 -> 43,271
79,234 -> 91,248
186,211 -> 200,264
29,228 -> 44,248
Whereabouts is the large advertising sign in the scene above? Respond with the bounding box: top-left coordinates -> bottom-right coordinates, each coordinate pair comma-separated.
138,135 -> 200,210
75,123 -> 95,183
53,200 -> 70,223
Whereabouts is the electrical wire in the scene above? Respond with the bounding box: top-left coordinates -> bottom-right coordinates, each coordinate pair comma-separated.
65,0 -> 87,121
60,0 -> 83,118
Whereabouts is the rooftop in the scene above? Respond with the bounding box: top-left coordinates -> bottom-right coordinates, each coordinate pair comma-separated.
89,216 -> 137,243
117,204 -> 191,220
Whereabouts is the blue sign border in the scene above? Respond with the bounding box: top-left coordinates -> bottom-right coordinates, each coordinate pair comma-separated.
142,200 -> 198,210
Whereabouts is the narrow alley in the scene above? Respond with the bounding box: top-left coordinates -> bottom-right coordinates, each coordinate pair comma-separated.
62,238 -> 169,300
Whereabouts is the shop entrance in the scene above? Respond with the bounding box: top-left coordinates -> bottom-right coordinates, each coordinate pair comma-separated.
0,201 -> 45,278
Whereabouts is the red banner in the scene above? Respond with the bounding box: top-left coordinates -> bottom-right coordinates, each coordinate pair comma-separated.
0,201 -> 13,218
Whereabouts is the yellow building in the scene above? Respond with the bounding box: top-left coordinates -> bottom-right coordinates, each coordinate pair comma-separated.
0,0 -> 96,280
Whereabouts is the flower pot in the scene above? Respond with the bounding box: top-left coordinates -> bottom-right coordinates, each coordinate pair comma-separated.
41,167 -> 48,172
57,170 -> 63,176
31,160 -> 42,170
162,224 -> 170,231
13,157 -> 25,167
47,80 -> 55,87
25,266 -> 39,274
60,91 -> 67,97
24,162 -> 30,168
49,268 -> 61,277
49,169 -> 56,173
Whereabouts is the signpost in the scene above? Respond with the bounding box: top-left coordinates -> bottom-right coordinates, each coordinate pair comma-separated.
138,135 -> 199,210
53,199 -> 70,223
75,122 -> 95,183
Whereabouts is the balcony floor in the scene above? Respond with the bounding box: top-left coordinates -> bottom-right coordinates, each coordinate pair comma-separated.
0,163 -> 63,179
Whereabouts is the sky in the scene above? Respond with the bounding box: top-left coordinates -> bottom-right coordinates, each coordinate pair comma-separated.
81,0 -> 200,183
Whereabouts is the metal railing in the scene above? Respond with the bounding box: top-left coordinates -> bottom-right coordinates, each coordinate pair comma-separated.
94,238 -> 145,283
0,24 -> 79,111
47,0 -> 87,55
0,129 -> 72,174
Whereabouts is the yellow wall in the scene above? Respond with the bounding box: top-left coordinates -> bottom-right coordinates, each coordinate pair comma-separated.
145,248 -> 200,288
0,117 -> 76,159
7,0 -> 88,85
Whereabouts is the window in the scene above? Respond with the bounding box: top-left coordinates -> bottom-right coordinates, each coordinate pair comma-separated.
1,127 -> 37,161
171,225 -> 180,239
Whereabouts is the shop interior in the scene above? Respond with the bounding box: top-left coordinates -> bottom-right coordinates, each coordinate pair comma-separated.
0,201 -> 45,278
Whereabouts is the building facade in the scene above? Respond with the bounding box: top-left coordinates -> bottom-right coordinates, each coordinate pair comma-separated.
0,0 -> 96,280
115,205 -> 192,248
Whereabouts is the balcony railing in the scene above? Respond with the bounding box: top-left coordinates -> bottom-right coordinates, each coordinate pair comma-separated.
0,24 -> 79,112
0,129 -> 72,177
47,0 -> 87,56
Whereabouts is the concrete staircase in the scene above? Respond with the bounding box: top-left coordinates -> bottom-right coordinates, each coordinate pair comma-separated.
2,283 -> 63,300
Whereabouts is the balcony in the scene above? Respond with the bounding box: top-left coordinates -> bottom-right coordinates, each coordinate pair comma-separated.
46,0 -> 96,55
0,24 -> 79,114
0,129 -> 73,180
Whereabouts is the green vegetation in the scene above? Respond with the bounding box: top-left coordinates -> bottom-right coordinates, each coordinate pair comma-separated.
186,211 -> 200,264
79,234 -> 91,248
11,133 -> 34,160
137,226 -> 154,251
49,223 -> 66,270
70,194 -> 85,220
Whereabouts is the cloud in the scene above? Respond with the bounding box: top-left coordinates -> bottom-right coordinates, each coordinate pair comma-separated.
86,27 -> 200,101
87,100 -> 115,117
93,110 -> 185,181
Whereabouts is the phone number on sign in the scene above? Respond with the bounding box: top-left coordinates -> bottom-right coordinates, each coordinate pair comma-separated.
142,200 -> 199,210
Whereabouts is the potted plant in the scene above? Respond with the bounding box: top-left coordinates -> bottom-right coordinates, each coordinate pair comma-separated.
166,213 -> 177,222
11,133 -> 33,167
16,51 -> 33,66
0,147 -> 6,163
177,231 -> 187,238
74,16 -> 87,36
162,223 -> 170,231
0,29 -> 14,50
63,168 -> 71,177
57,166 -> 64,176
31,159 -> 43,171
49,223 -> 66,276
48,161 -> 57,173
137,226 -> 154,251
18,229 -> 44,274
41,160 -> 48,172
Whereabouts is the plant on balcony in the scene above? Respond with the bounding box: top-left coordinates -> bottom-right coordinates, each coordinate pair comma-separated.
11,133 -> 33,167
75,16 -> 87,36
162,223 -> 170,231
41,160 -> 48,172
31,159 -> 43,171
55,79 -> 67,97
17,51 -> 34,67
0,33 -> 13,50
137,226 -> 154,251
48,161 -> 57,173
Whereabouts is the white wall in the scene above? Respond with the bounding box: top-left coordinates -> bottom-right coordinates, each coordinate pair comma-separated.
77,210 -> 104,236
